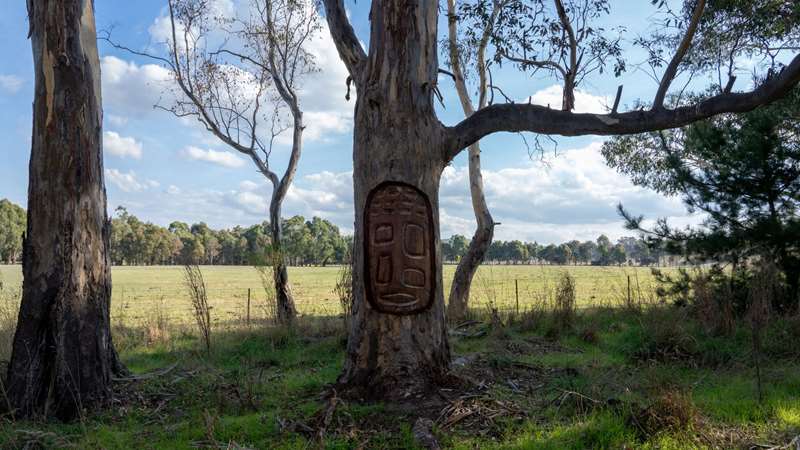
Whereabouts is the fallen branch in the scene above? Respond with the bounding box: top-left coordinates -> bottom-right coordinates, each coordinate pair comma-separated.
112,362 -> 179,382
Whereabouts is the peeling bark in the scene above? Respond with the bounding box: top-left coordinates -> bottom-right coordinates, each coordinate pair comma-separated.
7,0 -> 123,420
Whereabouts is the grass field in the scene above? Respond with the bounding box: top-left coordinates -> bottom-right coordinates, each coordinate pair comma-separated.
1,264 -> 799,448
0,264 -> 671,324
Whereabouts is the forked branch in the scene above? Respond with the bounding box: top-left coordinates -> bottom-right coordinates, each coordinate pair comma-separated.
321,0 -> 367,84
652,0 -> 707,109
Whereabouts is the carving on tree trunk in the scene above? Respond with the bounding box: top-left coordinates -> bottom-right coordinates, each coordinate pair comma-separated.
365,182 -> 436,315
319,0 -> 800,400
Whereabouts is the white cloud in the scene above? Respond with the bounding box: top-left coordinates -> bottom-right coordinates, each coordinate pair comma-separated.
0,75 -> 24,94
438,141 -> 692,242
526,85 -> 610,114
219,171 -> 354,228
104,131 -> 143,159
294,22 -> 355,141
239,180 -> 260,191
166,185 -> 181,195
105,169 -> 159,193
127,142 -> 695,244
107,114 -> 129,127
143,2 -> 354,146
101,56 -> 172,118
181,145 -> 245,168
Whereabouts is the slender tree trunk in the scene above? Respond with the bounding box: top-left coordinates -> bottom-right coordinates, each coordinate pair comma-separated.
269,199 -> 297,325
338,0 -> 451,398
6,0 -> 123,420
445,0 -> 496,323
447,144 -> 494,322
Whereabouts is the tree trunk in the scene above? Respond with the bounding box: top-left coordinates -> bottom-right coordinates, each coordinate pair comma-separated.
6,0 -> 123,420
445,0 -> 496,323
269,206 -> 297,324
338,0 -> 451,398
447,145 -> 494,322
269,200 -> 297,324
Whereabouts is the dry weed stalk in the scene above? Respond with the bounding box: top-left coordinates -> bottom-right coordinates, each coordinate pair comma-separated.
183,265 -> 212,354
334,257 -> 353,334
747,262 -> 778,403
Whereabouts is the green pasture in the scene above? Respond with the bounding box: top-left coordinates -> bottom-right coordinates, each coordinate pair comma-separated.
0,264 -> 673,324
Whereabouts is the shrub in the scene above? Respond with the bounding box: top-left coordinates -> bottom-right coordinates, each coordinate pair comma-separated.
554,272 -> 577,330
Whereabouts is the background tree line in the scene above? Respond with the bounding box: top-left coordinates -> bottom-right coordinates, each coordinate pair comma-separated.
442,234 -> 674,266
1,200 -> 677,268
109,208 -> 351,267
0,201 -> 351,267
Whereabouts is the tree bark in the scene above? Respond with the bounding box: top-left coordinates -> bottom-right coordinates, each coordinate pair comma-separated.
6,0 -> 123,420
337,0 -> 451,398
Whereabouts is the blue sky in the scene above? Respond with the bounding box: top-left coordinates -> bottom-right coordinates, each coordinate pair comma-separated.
0,0 -> 704,244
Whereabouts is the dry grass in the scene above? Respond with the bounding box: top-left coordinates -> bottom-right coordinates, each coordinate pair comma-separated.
0,265 -> 680,325
0,273 -> 20,362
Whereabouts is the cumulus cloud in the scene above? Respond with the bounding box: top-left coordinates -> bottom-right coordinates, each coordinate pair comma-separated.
104,131 -> 143,159
219,171 -> 354,229
106,114 -> 129,127
105,139 -> 694,243
146,1 -> 354,145
101,56 -> 172,118
526,85 -> 610,114
181,146 -> 245,168
239,180 -> 260,191
105,169 -> 159,193
294,23 -> 355,141
119,140 -> 695,243
0,75 -> 24,94
438,141 -> 691,242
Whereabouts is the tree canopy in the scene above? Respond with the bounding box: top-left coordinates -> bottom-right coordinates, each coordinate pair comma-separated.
0,199 -> 25,264
604,88 -> 800,308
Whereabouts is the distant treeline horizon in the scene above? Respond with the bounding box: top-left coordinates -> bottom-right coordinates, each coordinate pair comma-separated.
0,199 -> 671,267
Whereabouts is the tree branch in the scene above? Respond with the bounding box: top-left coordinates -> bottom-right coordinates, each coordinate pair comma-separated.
502,53 -> 567,78
652,0 -> 706,109
445,53 -> 800,161
321,0 -> 366,83
554,0 -> 577,111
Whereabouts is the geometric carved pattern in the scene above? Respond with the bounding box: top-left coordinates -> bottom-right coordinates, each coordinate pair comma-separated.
365,182 -> 435,314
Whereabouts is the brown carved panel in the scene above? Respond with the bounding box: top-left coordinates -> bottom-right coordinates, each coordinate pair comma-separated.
365,182 -> 435,314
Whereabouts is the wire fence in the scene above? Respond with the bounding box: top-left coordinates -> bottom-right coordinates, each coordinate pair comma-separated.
109,270 -> 663,326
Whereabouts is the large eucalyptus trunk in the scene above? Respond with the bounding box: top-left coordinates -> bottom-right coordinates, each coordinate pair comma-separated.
338,1 -> 451,397
6,0 -> 122,420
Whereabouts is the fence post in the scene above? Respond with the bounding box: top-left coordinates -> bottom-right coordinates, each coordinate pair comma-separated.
515,279 -> 520,315
627,275 -> 631,305
246,288 -> 251,327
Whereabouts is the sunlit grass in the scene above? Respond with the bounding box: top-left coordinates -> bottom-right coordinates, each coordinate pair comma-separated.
0,264 -> 677,325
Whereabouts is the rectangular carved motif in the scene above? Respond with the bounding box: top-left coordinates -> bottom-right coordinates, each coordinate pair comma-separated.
365,182 -> 435,314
